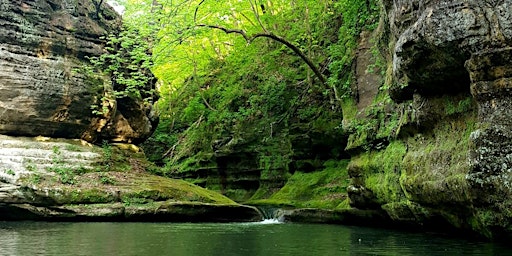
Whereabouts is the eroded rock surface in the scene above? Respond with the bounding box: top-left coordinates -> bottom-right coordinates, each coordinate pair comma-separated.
0,135 -> 261,222
388,0 -> 512,100
346,0 -> 512,239
0,0 -> 157,144
465,47 -> 512,236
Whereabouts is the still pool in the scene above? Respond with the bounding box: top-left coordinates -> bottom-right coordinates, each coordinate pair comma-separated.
0,221 -> 510,255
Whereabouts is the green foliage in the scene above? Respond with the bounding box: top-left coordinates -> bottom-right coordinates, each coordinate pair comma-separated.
94,142 -> 137,173
99,174 -> 116,185
122,196 -> 150,206
327,0 -> 380,97
46,146 -> 87,185
101,141 -> 113,170
85,23 -> 155,115
445,96 -> 474,116
23,159 -> 37,172
118,1 -> 383,206
134,0 -> 346,179
29,173 -> 41,184
142,118 -> 178,163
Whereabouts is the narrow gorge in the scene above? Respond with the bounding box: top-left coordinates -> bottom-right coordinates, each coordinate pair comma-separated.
2,0 -> 512,242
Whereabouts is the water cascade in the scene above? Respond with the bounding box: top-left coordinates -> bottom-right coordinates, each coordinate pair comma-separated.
256,206 -> 287,223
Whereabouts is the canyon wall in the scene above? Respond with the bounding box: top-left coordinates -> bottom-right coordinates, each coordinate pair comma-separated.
346,0 -> 512,239
0,0 -> 157,144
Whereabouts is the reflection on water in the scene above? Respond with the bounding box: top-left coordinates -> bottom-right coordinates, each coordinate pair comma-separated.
0,221 -> 509,256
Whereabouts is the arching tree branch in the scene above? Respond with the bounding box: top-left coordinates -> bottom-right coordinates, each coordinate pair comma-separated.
195,24 -> 326,85
251,32 -> 326,85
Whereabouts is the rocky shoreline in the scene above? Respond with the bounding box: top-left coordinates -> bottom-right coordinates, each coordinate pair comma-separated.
0,135 -> 261,223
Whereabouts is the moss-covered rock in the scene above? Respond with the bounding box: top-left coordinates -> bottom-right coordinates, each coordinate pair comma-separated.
247,160 -> 350,210
0,135 -> 261,222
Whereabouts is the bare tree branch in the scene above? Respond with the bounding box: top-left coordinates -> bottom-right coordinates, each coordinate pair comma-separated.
196,24 -> 252,42
248,0 -> 268,32
194,0 -> 206,23
239,12 -> 258,28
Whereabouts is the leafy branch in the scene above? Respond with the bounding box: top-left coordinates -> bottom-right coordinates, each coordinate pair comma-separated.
195,24 -> 327,85
85,27 -> 156,115
194,0 -> 326,86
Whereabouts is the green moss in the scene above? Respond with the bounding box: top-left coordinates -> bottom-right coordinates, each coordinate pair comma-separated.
336,198 -> 351,209
445,96 -> 475,116
341,97 -> 359,121
381,201 -> 430,222
248,183 -> 277,201
468,212 -> 494,239
344,92 -> 400,151
51,188 -> 117,205
223,189 -> 255,202
120,175 -> 237,205
350,141 -> 407,204
401,114 -> 475,205
346,129 -> 369,150
94,142 -> 141,172
247,160 -> 350,209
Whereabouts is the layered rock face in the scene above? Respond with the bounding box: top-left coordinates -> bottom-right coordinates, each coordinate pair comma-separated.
0,0 -> 157,144
346,0 -> 512,239
392,0 -> 512,234
390,0 -> 512,98
0,135 -> 261,222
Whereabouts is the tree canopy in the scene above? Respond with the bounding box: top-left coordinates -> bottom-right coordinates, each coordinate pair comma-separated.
108,0 -> 379,183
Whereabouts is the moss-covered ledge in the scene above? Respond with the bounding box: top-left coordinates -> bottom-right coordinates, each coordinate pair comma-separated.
0,202 -> 261,222
0,135 -> 261,222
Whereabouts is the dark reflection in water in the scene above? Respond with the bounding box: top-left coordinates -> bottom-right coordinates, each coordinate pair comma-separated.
0,221 -> 509,256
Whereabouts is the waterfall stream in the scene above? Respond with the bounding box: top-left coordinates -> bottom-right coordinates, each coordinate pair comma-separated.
256,206 -> 287,223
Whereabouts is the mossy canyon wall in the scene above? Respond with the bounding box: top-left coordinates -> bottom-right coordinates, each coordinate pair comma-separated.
348,0 -> 512,240
159,0 -> 512,240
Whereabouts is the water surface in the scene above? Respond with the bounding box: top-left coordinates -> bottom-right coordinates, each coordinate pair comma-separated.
0,221 -> 509,255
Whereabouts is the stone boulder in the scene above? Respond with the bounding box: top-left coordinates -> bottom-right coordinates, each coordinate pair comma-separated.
0,0 -> 158,144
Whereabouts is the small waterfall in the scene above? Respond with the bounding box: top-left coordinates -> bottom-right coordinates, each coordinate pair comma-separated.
256,206 -> 286,223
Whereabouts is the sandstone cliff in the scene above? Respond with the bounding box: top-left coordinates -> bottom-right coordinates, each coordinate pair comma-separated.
0,0 -> 261,222
0,0 -> 157,144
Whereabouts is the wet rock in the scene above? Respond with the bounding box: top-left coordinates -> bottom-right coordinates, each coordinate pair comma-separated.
282,208 -> 389,226
0,202 -> 262,222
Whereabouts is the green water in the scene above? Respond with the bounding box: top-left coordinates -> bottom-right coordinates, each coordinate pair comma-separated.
0,221 -> 509,255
